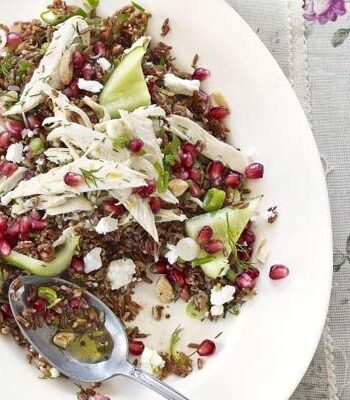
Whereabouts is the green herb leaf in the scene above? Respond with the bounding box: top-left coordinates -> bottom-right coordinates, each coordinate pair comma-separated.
164,136 -> 181,166
112,134 -> 129,150
159,88 -> 175,97
131,1 -> 145,11
117,13 -> 130,22
332,28 -> 350,47
169,325 -> 184,356
17,60 -> 33,77
0,56 -> 15,79
80,167 -> 103,188
154,161 -> 169,193
202,188 -> 226,212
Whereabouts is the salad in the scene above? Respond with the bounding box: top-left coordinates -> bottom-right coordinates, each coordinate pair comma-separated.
0,0 -> 289,398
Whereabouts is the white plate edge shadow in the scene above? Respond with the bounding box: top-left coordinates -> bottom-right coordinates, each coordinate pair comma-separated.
0,1 -> 333,399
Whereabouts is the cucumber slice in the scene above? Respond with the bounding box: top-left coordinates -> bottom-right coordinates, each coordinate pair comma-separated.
99,46 -> 151,117
186,198 -> 260,278
3,235 -> 79,277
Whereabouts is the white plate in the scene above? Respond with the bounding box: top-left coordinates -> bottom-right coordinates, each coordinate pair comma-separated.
0,1 -> 332,399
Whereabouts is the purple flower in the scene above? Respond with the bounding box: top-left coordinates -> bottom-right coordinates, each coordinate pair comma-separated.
303,0 -> 346,24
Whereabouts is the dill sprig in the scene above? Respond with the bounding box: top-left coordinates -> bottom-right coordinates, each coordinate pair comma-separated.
80,167 -> 103,188
0,56 -> 15,79
169,325 -> 184,356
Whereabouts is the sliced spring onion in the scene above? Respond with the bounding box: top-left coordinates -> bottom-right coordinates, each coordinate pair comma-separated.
131,1 -> 145,11
202,188 -> 226,212
40,10 -> 65,26
112,134 -> 129,150
29,137 -> 45,154
186,300 -> 208,320
38,286 -> 58,304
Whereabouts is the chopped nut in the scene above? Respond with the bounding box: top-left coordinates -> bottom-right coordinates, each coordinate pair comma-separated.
152,305 -> 164,321
53,331 -> 75,349
210,91 -> 230,109
168,179 -> 189,197
156,276 -> 175,304
59,49 -> 74,85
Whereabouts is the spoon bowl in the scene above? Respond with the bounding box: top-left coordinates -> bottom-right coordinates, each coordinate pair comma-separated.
9,276 -> 189,400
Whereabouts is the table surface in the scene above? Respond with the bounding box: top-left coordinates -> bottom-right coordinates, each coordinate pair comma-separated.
227,1 -> 350,399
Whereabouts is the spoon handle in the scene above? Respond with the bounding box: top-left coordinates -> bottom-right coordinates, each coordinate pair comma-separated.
119,361 -> 190,400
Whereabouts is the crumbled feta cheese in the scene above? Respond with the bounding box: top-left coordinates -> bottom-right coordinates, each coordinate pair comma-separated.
211,305 -> 224,316
78,78 -> 104,93
163,73 -> 200,96
107,258 -> 136,290
49,367 -> 60,378
22,128 -> 34,138
84,247 -> 103,274
140,347 -> 165,376
95,216 -> 119,235
210,285 -> 236,306
6,143 -> 23,163
165,244 -> 178,264
175,237 -> 199,261
97,57 -> 112,72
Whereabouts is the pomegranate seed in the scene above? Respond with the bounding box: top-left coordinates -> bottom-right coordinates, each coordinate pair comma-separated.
6,119 -> 24,140
134,179 -> 156,198
245,267 -> 260,280
27,114 -> 43,130
0,238 -> 11,256
0,303 -> 13,318
269,264 -> 289,280
69,298 -> 81,309
192,67 -> 210,81
6,32 -> 22,50
188,167 -> 203,182
197,226 -> 213,245
102,201 -> 125,216
237,246 -> 253,262
71,256 -> 85,273
147,81 -> 159,94
181,142 -> 197,158
72,51 -> 86,69
245,163 -> 264,179
168,267 -> 186,287
0,217 -> 7,233
209,106 -> 229,120
63,80 -> 79,99
81,64 -> 96,80
128,139 -> 144,153
0,131 -> 11,149
18,233 -> 30,241
19,216 -> 32,234
33,297 -> 47,314
151,259 -> 168,274
174,168 -> 189,180
149,197 -> 161,214
7,222 -> 20,236
204,239 -> 224,254
29,210 -> 41,220
207,161 -> 224,180
32,298 -> 47,313
188,180 -> 202,197
129,340 -> 145,356
197,339 -> 216,356
64,172 -> 83,187
225,171 -> 241,188
0,161 -> 17,177
236,272 -> 255,290
94,41 -> 108,57
180,152 -> 194,168
240,230 -> 255,246
31,219 -> 47,230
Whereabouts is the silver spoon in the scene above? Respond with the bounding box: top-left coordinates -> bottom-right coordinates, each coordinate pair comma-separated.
9,276 -> 189,400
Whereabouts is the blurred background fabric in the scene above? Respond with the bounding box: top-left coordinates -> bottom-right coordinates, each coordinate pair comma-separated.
225,0 -> 350,398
